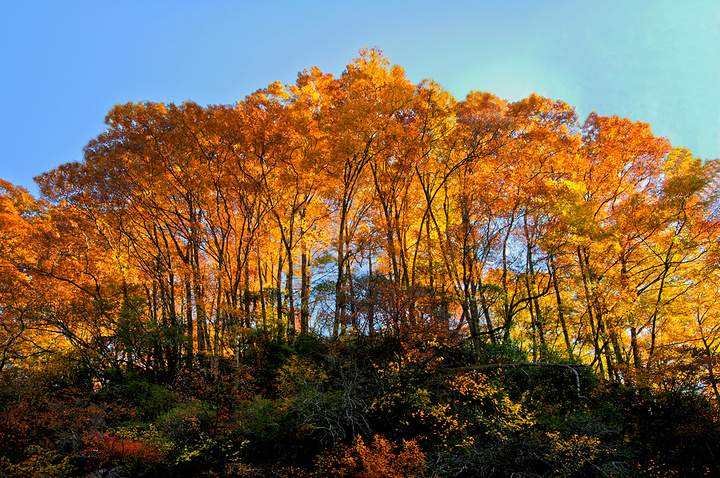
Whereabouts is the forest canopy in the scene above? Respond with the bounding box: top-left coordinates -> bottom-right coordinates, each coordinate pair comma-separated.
1,48 -> 720,477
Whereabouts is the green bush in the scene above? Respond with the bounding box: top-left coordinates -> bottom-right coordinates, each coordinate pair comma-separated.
100,371 -> 175,422
158,400 -> 217,447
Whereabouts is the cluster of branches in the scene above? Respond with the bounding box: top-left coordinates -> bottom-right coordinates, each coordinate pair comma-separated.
2,48 -> 720,391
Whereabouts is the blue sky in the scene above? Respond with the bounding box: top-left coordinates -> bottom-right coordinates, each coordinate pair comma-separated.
1,1 -> 718,196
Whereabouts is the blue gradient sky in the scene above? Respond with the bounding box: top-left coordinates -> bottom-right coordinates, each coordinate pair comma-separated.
1,1 -> 718,196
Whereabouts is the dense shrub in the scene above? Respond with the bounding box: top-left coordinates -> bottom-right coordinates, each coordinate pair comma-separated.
2,333 -> 720,476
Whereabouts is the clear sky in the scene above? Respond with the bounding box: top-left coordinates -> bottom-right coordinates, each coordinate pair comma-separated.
1,0 -> 718,196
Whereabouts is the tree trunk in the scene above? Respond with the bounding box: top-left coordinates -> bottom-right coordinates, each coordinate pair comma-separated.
184,269 -> 194,364
334,202 -> 348,337
286,244 -> 295,335
276,246 -> 284,338
191,241 -> 209,355
300,209 -> 310,335
550,254 -> 573,360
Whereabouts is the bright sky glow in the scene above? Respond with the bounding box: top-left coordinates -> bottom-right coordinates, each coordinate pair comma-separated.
1,0 -> 718,196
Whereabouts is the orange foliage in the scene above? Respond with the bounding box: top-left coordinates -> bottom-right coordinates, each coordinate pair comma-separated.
307,434 -> 426,478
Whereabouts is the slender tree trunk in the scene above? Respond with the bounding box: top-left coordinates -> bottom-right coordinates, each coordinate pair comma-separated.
191,242 -> 209,355
213,275 -> 222,373
300,249 -> 309,335
334,203 -> 348,337
276,246 -> 284,338
577,246 -> 605,378
525,240 -> 546,360
184,269 -> 194,364
469,287 -> 482,354
342,247 -> 351,336
550,254 -> 573,359
286,245 -> 295,335
300,209 -> 310,335
581,246 -> 622,380
630,327 -> 642,369
526,273 -> 539,362
243,260 -> 251,328
386,223 -> 399,285
367,245 -> 375,336
648,255 -> 672,361
479,284 -> 496,344
159,274 -> 178,370
258,252 -> 267,330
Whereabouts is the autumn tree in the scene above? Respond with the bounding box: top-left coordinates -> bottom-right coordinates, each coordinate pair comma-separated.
15,49 -> 717,392
0,181 -> 48,369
